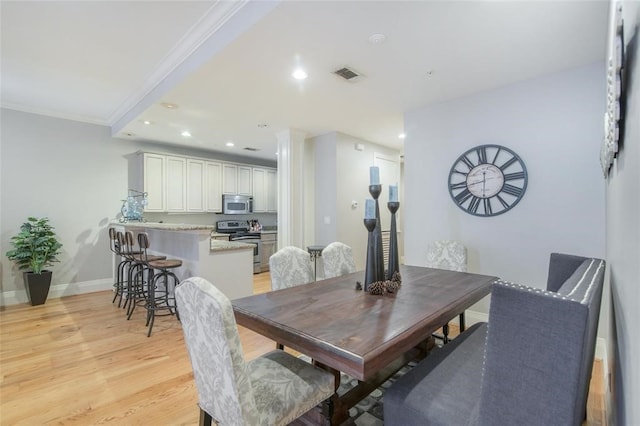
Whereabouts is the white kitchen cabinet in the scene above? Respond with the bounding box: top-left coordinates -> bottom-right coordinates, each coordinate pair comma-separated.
237,166 -> 252,195
223,164 -> 253,196
205,161 -> 223,212
134,152 -> 272,213
252,168 -> 266,212
266,169 -> 277,213
186,159 -> 205,212
252,167 -> 277,213
142,153 -> 166,211
222,164 -> 238,194
166,156 -> 186,212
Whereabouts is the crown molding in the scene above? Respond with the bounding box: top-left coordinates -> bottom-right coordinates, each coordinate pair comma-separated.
1,101 -> 108,126
107,0 -> 251,126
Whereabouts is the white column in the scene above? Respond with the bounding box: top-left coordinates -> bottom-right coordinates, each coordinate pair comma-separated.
276,129 -> 307,249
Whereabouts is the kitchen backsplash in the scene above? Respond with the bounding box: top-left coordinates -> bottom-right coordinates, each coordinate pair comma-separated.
143,212 -> 277,227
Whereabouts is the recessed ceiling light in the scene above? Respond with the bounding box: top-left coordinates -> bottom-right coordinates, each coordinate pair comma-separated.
226,142 -> 235,147
160,102 -> 179,109
181,130 -> 191,137
142,120 -> 153,125
292,68 -> 308,80
398,133 -> 406,139
368,33 -> 387,44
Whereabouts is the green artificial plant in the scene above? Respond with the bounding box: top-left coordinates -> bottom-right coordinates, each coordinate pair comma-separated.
6,217 -> 63,274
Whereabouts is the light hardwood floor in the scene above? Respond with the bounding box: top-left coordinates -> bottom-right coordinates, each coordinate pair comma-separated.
1,272 -> 605,425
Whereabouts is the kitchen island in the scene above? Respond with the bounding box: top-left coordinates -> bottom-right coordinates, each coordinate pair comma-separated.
115,222 -> 254,300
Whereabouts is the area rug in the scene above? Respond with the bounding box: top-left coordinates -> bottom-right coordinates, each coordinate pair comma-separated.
299,355 -> 420,426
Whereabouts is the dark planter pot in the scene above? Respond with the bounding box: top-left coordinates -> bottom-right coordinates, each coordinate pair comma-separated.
23,271 -> 53,306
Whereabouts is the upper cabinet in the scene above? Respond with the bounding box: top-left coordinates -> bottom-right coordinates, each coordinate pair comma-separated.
205,161 -> 223,212
166,156 -> 186,212
142,153 -> 166,212
266,169 -> 277,213
223,164 -> 253,196
253,167 -> 277,213
186,159 -> 205,212
237,166 -> 252,196
134,152 -> 275,213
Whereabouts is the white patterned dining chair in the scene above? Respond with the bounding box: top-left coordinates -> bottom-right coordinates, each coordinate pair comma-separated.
269,246 -> 315,350
322,242 -> 357,279
269,246 -> 315,291
426,240 -> 468,343
175,277 -> 335,426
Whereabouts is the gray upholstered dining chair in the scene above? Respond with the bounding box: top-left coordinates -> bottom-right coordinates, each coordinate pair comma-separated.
269,246 -> 315,291
426,240 -> 467,343
175,277 -> 335,426
322,242 -> 357,279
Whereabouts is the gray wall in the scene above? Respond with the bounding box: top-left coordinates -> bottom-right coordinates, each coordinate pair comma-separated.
404,62 -> 606,312
606,2 -> 640,424
0,108 -> 275,304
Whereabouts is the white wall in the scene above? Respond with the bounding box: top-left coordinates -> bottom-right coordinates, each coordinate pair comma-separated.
404,63 -> 606,315
0,109 -> 276,305
312,131 -> 400,269
606,2 -> 640,424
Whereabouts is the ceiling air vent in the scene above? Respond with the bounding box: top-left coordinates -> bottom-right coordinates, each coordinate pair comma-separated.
243,147 -> 260,152
333,66 -> 362,82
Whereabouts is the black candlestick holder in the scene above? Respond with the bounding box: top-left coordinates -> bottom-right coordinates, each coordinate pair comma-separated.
387,201 -> 400,280
368,184 -> 385,282
363,218 -> 377,291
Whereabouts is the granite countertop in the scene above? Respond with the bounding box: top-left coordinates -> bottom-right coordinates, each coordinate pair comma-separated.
118,222 -> 215,231
210,240 -> 255,252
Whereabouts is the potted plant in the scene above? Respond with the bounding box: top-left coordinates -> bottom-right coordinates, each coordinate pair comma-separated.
6,217 -> 63,305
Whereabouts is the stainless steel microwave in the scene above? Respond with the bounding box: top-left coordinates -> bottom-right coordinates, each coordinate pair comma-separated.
222,194 -> 253,214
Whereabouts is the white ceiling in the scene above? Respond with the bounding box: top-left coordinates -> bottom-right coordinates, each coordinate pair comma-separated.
1,1 -> 609,161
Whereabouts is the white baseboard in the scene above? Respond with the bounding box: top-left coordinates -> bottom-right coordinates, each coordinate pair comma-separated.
1,278 -> 113,306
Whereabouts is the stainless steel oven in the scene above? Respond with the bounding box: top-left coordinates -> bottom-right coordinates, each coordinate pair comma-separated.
216,220 -> 261,274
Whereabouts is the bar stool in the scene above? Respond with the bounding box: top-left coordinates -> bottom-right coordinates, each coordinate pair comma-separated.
112,230 -> 142,309
108,228 -> 128,307
123,231 -> 166,318
137,232 -> 182,337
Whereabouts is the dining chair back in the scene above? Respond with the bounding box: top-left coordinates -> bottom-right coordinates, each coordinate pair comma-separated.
426,240 -> 467,272
175,277 -> 335,426
269,246 -> 314,291
322,242 -> 357,279
426,240 -> 468,343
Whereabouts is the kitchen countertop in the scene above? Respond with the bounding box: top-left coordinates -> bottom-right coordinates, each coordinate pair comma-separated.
117,222 -> 215,231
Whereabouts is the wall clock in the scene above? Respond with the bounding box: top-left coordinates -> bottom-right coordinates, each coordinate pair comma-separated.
448,144 -> 528,217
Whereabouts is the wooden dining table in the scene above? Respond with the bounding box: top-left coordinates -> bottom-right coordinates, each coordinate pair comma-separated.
232,265 -> 497,425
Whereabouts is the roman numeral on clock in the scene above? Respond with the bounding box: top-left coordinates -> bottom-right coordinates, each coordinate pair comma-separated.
476,146 -> 487,164
501,184 -> 523,197
467,196 -> 481,214
504,171 -> 525,181
455,189 -> 472,204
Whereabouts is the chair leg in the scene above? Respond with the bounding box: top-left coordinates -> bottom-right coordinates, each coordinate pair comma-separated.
442,323 -> 449,344
199,408 -> 213,426
459,311 -> 466,332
